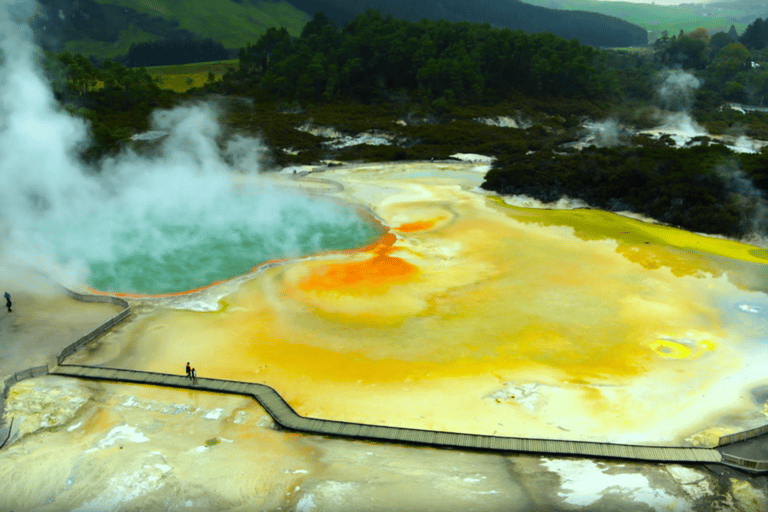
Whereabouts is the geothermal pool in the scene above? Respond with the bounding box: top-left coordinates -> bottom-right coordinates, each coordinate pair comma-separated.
60,161 -> 768,447
25,179 -> 384,296
6,161 -> 768,511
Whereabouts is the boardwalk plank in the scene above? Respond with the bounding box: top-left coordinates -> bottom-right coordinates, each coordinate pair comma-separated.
48,364 -> 729,467
47,294 -> 747,469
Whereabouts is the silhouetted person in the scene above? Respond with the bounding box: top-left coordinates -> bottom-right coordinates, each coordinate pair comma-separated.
191,367 -> 197,385
186,362 -> 191,379
4,292 -> 11,313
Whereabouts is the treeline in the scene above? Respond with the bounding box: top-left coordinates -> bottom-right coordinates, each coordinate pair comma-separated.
481,142 -> 767,237
56,53 -> 161,110
127,39 -> 230,67
52,52 -> 175,160
285,0 -> 647,47
229,11 -> 619,104
653,26 -> 768,108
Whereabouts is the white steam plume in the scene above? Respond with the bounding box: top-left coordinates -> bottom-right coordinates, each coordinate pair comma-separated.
658,69 -> 700,112
0,0 -> 370,293
582,119 -> 626,147
651,69 -> 707,144
717,160 -> 768,237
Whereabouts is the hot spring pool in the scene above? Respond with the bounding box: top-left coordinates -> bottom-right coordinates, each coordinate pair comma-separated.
28,181 -> 385,296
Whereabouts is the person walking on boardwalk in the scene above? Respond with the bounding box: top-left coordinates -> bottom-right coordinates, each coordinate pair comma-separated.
186,362 -> 191,379
191,367 -> 197,385
4,292 -> 11,313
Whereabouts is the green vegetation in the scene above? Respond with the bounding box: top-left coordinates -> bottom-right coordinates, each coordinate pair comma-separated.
520,0 -> 748,38
90,0 -> 310,45
63,26 -> 160,61
49,10 -> 768,240
228,11 -> 618,105
653,21 -> 768,107
483,143 -> 747,237
288,0 -> 647,47
49,51 -> 177,161
146,60 -> 239,93
45,0 -> 309,59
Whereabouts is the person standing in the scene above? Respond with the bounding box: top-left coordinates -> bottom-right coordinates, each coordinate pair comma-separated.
186,362 -> 191,379
4,292 -> 11,313
191,367 -> 197,385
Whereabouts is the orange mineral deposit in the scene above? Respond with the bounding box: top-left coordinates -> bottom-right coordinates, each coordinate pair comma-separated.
299,233 -> 418,295
395,218 -> 440,233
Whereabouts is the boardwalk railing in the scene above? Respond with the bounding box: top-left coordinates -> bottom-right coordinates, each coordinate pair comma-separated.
56,299 -> 130,365
0,273 -> 130,440
3,271 -> 768,472
720,453 -> 768,472
718,424 -> 768,447
52,364 -> 723,464
2,366 -> 49,399
0,288 -> 129,398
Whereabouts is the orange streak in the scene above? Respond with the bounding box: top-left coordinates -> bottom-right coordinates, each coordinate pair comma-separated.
299,233 -> 418,294
396,218 -> 439,233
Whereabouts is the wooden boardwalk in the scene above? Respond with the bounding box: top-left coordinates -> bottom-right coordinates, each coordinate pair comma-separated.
52,364 -> 722,464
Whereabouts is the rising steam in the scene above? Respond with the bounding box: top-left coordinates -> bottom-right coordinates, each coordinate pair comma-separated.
582,119 -> 626,147
658,69 -> 701,111
0,0 -> 376,294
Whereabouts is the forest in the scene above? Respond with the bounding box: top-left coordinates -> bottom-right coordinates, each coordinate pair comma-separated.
228,11 -> 619,104
283,0 -> 648,48
482,143 -> 756,237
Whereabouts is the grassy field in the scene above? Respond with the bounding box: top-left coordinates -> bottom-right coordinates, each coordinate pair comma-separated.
64,0 -> 308,59
144,60 -> 240,93
92,0 -> 309,45
64,25 -> 161,60
522,0 -> 747,36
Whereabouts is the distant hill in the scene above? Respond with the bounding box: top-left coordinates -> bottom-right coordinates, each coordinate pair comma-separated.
32,0 -> 647,63
521,0 -> 760,40
284,0 -> 648,47
32,0 -> 310,59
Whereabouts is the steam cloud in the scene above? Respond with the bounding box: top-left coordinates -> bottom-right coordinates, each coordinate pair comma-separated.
0,0 -> 370,293
658,69 -> 700,112
654,69 -> 707,142
583,119 -> 626,147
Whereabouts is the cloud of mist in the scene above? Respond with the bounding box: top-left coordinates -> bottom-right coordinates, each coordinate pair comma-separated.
716,160 -> 768,237
0,0 -> 371,293
658,69 -> 700,112
648,69 -> 708,143
582,119 -> 627,147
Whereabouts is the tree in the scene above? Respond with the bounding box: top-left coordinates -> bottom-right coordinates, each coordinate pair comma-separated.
301,11 -> 335,39
741,18 -> 768,50
712,42 -> 750,81
710,32 -> 734,54
58,52 -> 98,98
673,28 -> 711,69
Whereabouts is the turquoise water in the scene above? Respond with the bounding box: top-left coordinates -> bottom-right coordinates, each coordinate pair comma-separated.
33,185 -> 384,295
87,198 -> 383,295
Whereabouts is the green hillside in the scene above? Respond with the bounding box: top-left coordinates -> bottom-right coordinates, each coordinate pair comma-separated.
521,0 -> 748,38
60,0 -> 309,59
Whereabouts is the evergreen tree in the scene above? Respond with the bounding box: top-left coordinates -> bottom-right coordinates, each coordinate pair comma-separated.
741,18 -> 768,50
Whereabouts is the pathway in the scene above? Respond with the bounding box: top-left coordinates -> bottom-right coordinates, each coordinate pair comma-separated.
52,364 -> 722,463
